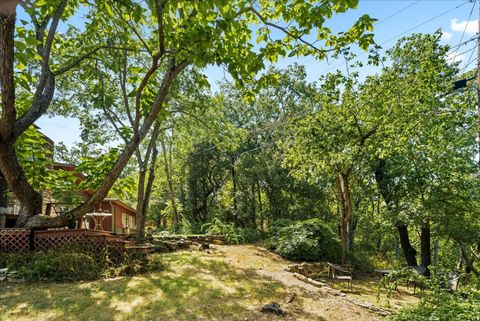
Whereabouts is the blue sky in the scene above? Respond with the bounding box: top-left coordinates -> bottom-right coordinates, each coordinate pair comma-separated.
34,0 -> 479,148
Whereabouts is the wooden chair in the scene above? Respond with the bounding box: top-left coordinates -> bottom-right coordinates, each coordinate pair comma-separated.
327,262 -> 353,290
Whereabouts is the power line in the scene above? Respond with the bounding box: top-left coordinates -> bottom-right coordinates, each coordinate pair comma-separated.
376,0 -> 422,26
307,1 -> 470,82
302,0 -> 421,69
379,1 -> 469,47
447,45 -> 477,62
462,55 -> 478,73
451,0 -> 477,61
446,35 -> 477,55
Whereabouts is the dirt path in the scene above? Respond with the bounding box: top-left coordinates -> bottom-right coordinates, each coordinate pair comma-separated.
209,244 -> 385,321
0,244 -> 389,321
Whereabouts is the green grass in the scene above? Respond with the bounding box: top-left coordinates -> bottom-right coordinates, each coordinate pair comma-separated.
0,246 -> 420,320
0,251 -> 286,321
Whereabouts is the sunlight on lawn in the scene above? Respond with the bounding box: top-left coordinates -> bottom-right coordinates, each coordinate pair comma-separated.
0,251 -> 287,321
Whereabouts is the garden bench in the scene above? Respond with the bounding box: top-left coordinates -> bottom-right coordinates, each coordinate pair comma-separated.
327,262 -> 353,290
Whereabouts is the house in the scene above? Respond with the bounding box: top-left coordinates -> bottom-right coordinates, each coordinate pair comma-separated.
51,163 -> 137,234
0,130 -> 137,234
81,197 -> 137,235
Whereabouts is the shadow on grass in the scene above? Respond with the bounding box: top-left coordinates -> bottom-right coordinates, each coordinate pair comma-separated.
0,251 -> 321,321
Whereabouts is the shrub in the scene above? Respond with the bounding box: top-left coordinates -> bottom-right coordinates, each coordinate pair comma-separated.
264,219 -> 293,250
0,247 -> 164,281
201,218 -> 245,244
392,289 -> 480,321
236,227 -> 262,243
267,218 -> 341,262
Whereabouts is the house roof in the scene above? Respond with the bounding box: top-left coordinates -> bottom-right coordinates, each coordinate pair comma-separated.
52,163 -> 136,214
103,198 -> 136,213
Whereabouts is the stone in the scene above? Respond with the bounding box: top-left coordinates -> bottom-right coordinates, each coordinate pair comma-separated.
260,302 -> 285,316
199,243 -> 210,251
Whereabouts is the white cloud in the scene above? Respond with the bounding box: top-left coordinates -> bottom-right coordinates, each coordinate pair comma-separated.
451,18 -> 478,35
441,31 -> 453,41
446,52 -> 465,64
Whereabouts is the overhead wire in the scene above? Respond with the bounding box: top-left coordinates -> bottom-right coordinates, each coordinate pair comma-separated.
451,0 -> 477,62
306,1 -> 471,82
301,0 -> 422,69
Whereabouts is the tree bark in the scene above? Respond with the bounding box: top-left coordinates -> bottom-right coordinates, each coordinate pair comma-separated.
251,183 -> 256,228
420,221 -> 431,276
20,59 -> 189,228
140,143 -> 159,236
161,138 -> 179,227
135,167 -> 147,235
0,7 -> 43,225
257,182 -> 263,232
397,224 -> 418,266
135,121 -> 161,238
458,242 -> 479,276
231,155 -> 238,228
335,172 -> 353,264
374,158 -> 418,266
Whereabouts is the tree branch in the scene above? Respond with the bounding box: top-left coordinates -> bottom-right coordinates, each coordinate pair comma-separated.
111,1 -> 152,56
53,45 -> 143,76
247,7 -> 334,55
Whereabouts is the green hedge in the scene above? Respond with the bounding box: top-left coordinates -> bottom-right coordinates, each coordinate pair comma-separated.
266,218 -> 341,262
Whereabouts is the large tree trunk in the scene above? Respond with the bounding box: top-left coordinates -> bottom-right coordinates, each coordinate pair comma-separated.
458,242 -> 479,276
140,143 -> 159,236
251,183 -> 256,228
335,172 -> 353,264
257,182 -> 263,232
0,7 -> 43,226
18,60 -> 189,229
135,167 -> 147,236
231,155 -> 238,228
420,221 -> 431,275
397,224 -> 418,266
161,138 -> 179,227
374,158 -> 418,266
136,122 -> 161,237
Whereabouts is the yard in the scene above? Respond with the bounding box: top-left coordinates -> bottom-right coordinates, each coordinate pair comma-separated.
0,245 -> 418,321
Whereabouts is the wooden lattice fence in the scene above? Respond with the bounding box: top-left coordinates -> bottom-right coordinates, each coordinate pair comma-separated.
0,229 -> 132,253
0,229 -> 30,252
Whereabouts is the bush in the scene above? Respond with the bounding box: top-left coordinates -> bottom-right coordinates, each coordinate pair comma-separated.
0,247 -> 164,281
201,218 -> 245,244
264,219 -> 293,250
236,227 -> 262,243
392,289 -> 480,321
267,218 -> 341,262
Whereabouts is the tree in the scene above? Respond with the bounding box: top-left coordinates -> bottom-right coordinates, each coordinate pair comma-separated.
368,32 -> 476,270
283,71 -> 383,264
0,0 -> 374,228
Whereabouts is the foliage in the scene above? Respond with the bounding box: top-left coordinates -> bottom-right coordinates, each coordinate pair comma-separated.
264,219 -> 293,250
201,218 -> 245,244
267,218 -> 341,262
377,268 -> 428,302
392,289 -> 480,321
0,248 -> 164,281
